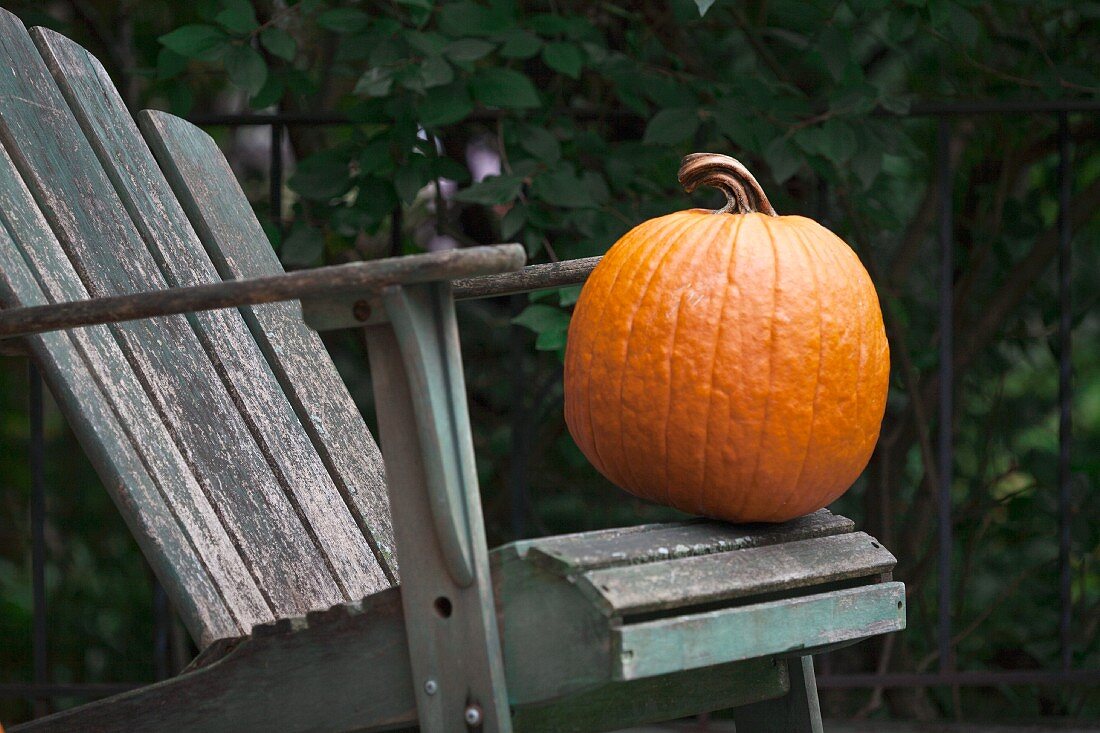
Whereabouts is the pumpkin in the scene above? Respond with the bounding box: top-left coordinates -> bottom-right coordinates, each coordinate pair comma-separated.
563,153 -> 889,523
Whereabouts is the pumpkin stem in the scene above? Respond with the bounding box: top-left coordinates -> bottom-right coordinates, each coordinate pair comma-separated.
678,153 -> 778,216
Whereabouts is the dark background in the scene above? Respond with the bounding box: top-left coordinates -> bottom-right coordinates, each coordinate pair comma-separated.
0,0 -> 1098,726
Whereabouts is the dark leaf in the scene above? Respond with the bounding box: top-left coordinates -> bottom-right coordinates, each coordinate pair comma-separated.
642,108 -> 700,145
289,150 -> 352,200
158,25 -> 229,60
225,45 -> 268,97
470,68 -> 540,109
417,81 -> 474,127
542,42 -> 584,78
281,221 -> 325,267
453,174 -> 525,205
394,159 -> 430,204
445,38 -> 497,62
519,127 -> 561,164
531,168 -> 594,208
354,67 -> 395,97
250,71 -> 284,108
498,29 -> 541,59
764,137 -> 801,184
215,0 -> 258,33
500,204 -> 526,240
317,8 -> 370,33
439,2 -> 512,36
260,27 -> 296,61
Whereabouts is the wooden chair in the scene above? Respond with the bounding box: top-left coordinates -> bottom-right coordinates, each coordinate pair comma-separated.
0,10 -> 904,732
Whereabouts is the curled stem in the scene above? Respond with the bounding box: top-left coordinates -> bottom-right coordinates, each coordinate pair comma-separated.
678,152 -> 778,216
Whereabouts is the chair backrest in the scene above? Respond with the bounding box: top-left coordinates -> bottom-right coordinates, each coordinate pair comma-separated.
0,9 -> 397,647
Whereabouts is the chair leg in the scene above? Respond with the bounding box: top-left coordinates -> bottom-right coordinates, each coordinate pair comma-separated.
729,656 -> 824,733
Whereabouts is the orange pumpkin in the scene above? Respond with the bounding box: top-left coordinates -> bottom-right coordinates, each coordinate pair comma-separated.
563,153 -> 889,523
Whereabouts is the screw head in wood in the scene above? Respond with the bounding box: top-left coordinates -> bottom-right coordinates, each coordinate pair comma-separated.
423,679 -> 438,695
464,704 -> 482,726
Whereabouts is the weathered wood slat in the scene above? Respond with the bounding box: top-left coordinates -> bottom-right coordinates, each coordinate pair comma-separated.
612,582 -> 906,680
0,142 -> 261,644
11,588 -> 417,733
137,109 -> 399,576
0,10 -> 344,625
526,509 -> 853,575
580,532 -> 896,616
33,26 -> 391,601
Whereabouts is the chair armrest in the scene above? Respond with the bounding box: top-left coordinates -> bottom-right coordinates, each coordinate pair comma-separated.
0,244 -> 525,341
453,255 -> 600,300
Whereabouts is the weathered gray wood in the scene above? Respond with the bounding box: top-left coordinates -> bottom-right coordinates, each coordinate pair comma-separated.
139,110 -> 512,581
580,531 -> 896,616
526,509 -> 853,575
730,656 -> 824,733
0,9 -> 352,629
34,25 -> 391,603
612,582 -> 906,679
137,106 -> 398,579
0,243 -> 527,340
365,282 -> 511,732
11,588 -> 418,733
0,135 -> 263,644
493,543 -> 613,703
452,255 -> 600,300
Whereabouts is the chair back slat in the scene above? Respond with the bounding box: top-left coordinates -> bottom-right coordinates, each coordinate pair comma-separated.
0,10 -> 395,645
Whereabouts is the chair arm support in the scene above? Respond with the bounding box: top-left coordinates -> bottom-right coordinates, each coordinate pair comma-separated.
0,244 -> 525,340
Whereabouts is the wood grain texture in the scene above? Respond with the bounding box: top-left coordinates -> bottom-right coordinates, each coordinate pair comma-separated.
580,531 -> 896,616
0,133 -> 262,645
33,25 -> 389,604
366,286 -> 511,732
0,10 -> 345,634
0,243 -> 527,339
525,509 -> 853,575
10,588 -> 417,733
138,107 -> 396,580
612,582 -> 906,679
452,256 -> 599,300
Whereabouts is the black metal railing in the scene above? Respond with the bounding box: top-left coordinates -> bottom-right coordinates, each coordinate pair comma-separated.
2,99 -> 1098,718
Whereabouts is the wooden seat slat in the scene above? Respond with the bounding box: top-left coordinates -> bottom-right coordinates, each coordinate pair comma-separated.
580,531 -> 896,616
525,508 -> 854,575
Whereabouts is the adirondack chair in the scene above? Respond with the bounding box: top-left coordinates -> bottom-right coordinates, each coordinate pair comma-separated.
0,9 -> 904,732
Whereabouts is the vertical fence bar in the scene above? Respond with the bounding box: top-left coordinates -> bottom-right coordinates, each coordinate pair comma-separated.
936,118 -> 955,674
1056,112 -> 1073,672
28,364 -> 48,718
270,121 -> 284,234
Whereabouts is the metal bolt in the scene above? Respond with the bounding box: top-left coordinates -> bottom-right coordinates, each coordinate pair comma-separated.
423,679 -> 438,695
353,299 -> 372,321
464,704 -> 483,726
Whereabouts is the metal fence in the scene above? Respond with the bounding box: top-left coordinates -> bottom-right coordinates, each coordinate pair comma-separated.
3,99 -> 1099,717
